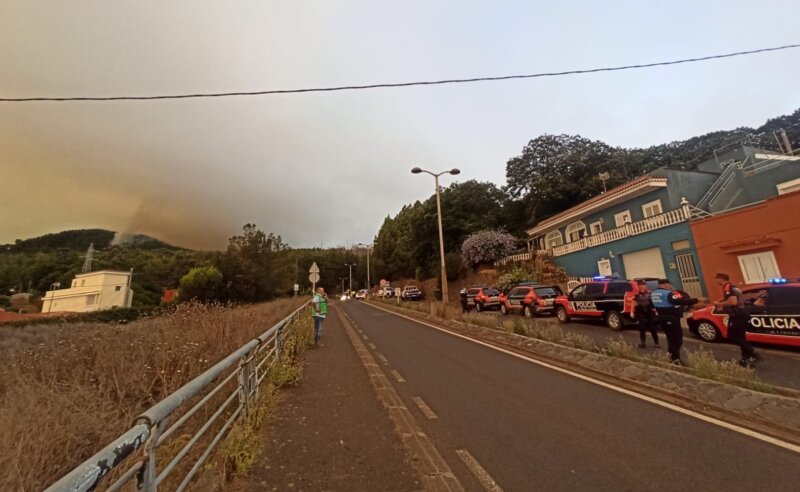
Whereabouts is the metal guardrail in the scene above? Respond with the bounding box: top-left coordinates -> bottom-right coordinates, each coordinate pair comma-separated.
46,301 -> 310,492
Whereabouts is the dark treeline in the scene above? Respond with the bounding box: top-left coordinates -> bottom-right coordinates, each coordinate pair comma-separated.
0,226 -> 370,306
372,109 -> 799,281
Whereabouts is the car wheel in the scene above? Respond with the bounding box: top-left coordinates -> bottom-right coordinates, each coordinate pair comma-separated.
696,321 -> 722,343
606,310 -> 623,331
500,304 -> 508,315
523,305 -> 536,318
555,306 -> 569,324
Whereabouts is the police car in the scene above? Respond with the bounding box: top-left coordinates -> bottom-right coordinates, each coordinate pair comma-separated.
500,283 -> 563,317
465,285 -> 505,312
553,276 -> 659,330
687,278 -> 800,347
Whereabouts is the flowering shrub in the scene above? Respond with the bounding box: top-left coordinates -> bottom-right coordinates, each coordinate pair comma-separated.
496,266 -> 541,293
461,229 -> 518,267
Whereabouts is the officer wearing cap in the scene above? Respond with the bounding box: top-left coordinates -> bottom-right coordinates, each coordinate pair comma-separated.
714,273 -> 761,367
651,279 -> 695,364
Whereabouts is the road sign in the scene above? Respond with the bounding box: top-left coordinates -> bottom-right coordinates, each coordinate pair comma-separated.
309,272 -> 320,283
293,284 -> 299,291
309,262 -> 320,274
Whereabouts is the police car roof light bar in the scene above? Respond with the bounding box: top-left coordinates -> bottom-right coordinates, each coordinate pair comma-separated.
768,277 -> 800,284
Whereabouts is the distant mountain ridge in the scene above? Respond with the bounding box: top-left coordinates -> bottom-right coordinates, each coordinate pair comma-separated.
3,229 -> 181,253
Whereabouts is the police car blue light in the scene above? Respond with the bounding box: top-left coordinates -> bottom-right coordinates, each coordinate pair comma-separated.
768,278 -> 788,284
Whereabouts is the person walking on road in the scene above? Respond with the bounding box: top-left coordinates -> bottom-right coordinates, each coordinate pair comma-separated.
651,279 -> 695,364
312,287 -> 328,346
632,280 -> 659,348
714,273 -> 761,367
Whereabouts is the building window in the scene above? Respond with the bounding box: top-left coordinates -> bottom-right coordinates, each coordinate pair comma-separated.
81,279 -> 85,287
737,251 -> 781,284
642,199 -> 663,218
614,210 -> 632,227
544,230 -> 564,249
777,178 -> 800,195
671,240 -> 691,251
85,294 -> 98,306
565,221 -> 587,242
115,286 -> 122,292
590,221 -> 603,235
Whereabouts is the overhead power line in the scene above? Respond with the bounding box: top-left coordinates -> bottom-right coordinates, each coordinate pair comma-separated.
2,43 -> 798,102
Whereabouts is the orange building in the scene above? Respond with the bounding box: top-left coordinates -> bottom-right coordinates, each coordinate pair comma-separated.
690,191 -> 800,294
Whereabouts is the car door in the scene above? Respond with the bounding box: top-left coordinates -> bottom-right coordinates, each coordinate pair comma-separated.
466,288 -> 480,307
507,287 -> 528,309
748,287 -> 800,346
569,284 -> 603,315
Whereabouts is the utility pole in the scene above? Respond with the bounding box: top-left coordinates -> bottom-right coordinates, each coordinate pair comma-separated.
357,243 -> 372,291
345,263 -> 357,293
411,167 -> 461,306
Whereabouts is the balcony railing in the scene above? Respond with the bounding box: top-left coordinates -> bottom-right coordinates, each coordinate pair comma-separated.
551,206 -> 690,257
494,251 -> 534,266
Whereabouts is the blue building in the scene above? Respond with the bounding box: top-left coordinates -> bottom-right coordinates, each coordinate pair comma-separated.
525,145 -> 800,299
525,168 -> 717,298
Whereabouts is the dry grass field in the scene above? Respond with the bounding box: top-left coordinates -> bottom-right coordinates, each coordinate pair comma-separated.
0,298 -> 307,491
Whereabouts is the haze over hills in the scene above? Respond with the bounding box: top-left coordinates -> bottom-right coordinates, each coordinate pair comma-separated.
2,229 -> 180,253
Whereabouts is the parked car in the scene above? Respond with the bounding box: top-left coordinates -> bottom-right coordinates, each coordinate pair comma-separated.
553,277 -> 659,330
501,283 -> 563,317
687,278 -> 800,347
401,286 -> 423,301
355,289 -> 368,300
465,285 -> 505,312
382,287 -> 395,298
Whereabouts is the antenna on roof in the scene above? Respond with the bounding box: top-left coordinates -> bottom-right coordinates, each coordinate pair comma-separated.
81,243 -> 95,273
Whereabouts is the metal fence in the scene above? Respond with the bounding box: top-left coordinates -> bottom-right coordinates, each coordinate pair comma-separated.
46,302 -> 309,492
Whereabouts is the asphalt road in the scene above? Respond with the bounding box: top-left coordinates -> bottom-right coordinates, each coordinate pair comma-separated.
341,300 -> 799,491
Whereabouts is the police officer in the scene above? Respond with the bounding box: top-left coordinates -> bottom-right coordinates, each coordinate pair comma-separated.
714,273 -> 761,367
459,287 -> 469,313
651,279 -> 695,364
632,280 -> 659,348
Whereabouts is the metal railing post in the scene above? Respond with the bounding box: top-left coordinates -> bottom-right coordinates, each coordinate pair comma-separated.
137,420 -> 162,492
238,355 -> 252,416
247,353 -> 258,404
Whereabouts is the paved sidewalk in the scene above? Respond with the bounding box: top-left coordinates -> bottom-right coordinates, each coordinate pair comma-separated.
235,303 -> 422,491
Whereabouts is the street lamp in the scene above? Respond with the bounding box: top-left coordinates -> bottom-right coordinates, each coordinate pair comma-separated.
344,263 -> 357,293
339,277 -> 347,297
357,243 -> 373,291
411,166 -> 461,305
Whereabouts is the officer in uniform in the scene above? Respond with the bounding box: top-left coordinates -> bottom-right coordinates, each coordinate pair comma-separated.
714,273 -> 761,367
632,280 -> 659,348
459,287 -> 469,313
651,279 -> 695,364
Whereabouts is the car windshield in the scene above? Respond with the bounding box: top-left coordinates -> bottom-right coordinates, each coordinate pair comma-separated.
534,287 -> 558,297
485,288 -> 500,296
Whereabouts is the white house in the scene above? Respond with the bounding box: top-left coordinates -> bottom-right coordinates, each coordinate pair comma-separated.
42,270 -> 134,313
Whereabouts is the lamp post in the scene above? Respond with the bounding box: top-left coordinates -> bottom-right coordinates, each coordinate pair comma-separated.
339,277 -> 347,297
345,263 -> 357,293
411,166 -> 461,306
357,243 -> 373,291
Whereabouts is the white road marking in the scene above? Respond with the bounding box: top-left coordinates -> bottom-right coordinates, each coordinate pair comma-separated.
369,342 -> 377,350
365,302 -> 800,455
455,449 -> 503,492
376,352 -> 389,365
391,369 -> 406,383
413,396 -> 438,420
